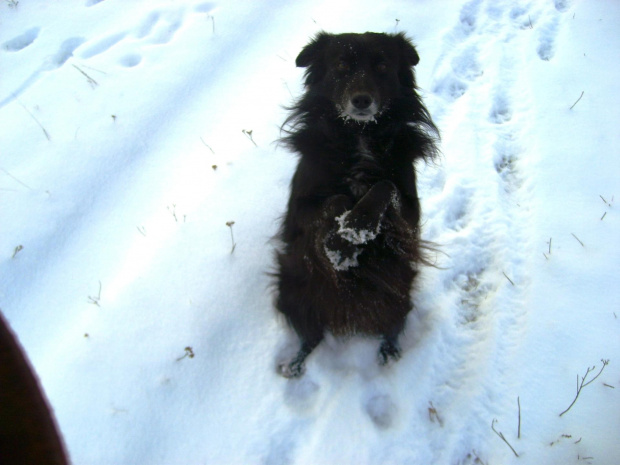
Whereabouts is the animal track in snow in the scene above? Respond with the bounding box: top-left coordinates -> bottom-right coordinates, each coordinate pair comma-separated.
418,1 -> 544,452
118,53 -> 142,68
284,377 -> 320,412
75,9 -> 181,64
431,3 -> 485,102
536,16 -> 559,61
455,269 -> 495,325
2,27 -> 40,52
488,92 -> 512,124
554,0 -> 571,13
194,2 -> 217,13
493,133 -> 523,192
1,2 -> 216,110
264,422 -> 307,465
77,32 -> 126,59
443,184 -> 472,231
46,37 -> 86,70
432,74 -> 468,101
134,11 -> 161,39
458,0 -> 483,37
0,36 -> 85,108
76,4 -> 215,65
509,5 -> 540,30
364,393 -> 396,429
146,11 -> 183,45
450,45 -> 483,81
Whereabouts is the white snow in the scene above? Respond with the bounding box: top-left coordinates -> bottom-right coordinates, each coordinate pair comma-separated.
1,0 -> 619,464
324,241 -> 361,271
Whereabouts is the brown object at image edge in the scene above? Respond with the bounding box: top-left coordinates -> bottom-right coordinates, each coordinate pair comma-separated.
0,312 -> 69,464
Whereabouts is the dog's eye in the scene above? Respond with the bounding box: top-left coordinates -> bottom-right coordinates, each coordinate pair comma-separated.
337,60 -> 350,72
376,62 -> 388,73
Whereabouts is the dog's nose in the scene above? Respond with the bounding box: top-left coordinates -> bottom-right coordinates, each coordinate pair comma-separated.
351,93 -> 373,110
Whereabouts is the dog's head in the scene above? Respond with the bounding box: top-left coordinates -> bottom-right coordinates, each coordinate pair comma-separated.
295,32 -> 421,123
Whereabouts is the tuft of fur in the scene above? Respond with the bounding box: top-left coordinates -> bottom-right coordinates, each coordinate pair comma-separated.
275,32 -> 439,378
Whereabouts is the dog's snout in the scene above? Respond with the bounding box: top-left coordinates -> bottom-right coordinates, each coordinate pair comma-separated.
343,92 -> 379,121
351,93 -> 373,110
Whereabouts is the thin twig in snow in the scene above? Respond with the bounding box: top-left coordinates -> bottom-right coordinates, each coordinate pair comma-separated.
517,397 -> 521,439
471,451 -> 487,465
569,91 -> 584,110
176,346 -> 195,361
502,271 -> 515,286
200,137 -> 215,154
550,434 -> 573,447
168,204 -> 178,222
88,281 -> 102,306
559,359 -> 610,417
428,402 -> 443,427
1,168 -> 33,190
570,233 -> 585,247
16,100 -> 50,140
242,129 -> 257,147
72,64 -> 99,88
226,221 -> 236,254
12,245 -> 24,259
491,419 -> 519,458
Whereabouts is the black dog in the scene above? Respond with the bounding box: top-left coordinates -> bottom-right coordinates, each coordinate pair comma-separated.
275,32 -> 438,378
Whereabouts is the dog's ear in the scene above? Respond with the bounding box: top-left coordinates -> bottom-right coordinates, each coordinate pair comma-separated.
296,32 -> 331,85
396,33 -> 420,66
296,32 -> 331,67
394,33 -> 420,88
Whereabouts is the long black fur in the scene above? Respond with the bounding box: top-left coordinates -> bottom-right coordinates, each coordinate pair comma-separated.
275,32 -> 439,378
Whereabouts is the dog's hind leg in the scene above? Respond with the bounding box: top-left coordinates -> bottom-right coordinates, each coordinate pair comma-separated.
378,318 -> 406,366
378,336 -> 402,366
278,337 -> 323,378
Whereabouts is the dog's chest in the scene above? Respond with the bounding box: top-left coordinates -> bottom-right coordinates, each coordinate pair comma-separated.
344,139 -> 384,199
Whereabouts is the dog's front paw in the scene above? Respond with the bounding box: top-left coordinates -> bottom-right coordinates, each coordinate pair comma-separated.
324,232 -> 361,271
336,211 -> 381,245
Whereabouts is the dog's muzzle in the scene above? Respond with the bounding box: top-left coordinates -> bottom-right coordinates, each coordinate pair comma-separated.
341,93 -> 380,122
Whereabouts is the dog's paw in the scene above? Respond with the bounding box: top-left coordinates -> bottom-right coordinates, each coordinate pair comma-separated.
277,359 -> 306,379
378,339 -> 402,366
324,232 -> 361,271
335,211 -> 381,245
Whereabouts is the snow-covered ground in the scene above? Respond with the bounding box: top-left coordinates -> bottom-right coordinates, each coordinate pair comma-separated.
1,0 -> 619,463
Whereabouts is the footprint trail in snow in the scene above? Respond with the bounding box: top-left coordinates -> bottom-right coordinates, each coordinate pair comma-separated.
0,2 -> 217,109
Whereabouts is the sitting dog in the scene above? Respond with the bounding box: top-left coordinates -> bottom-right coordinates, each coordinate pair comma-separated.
275,32 -> 438,378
